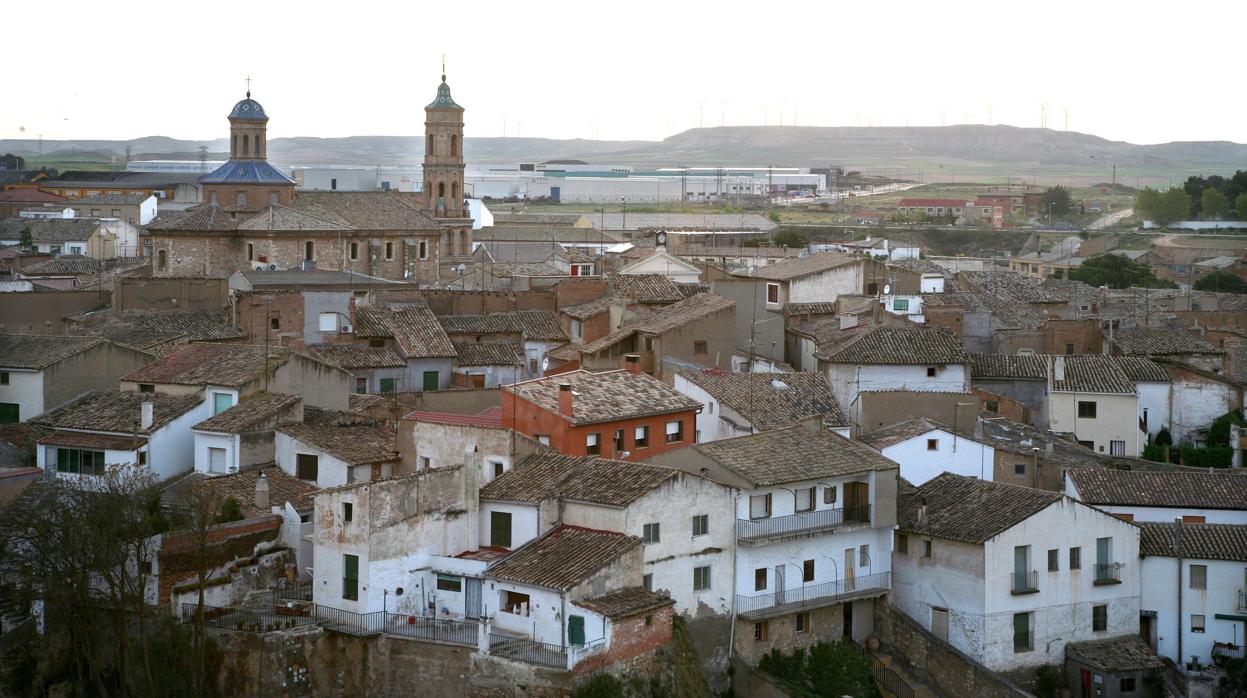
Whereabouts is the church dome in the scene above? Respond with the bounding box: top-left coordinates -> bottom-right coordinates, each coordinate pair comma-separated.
229,97 -> 268,121
426,75 -> 463,110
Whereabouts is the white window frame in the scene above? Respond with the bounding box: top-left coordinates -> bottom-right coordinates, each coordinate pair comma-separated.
665,420 -> 683,444
318,312 -> 338,332
765,282 -> 780,305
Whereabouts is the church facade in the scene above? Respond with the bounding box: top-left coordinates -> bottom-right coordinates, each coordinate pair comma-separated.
148,76 -> 472,282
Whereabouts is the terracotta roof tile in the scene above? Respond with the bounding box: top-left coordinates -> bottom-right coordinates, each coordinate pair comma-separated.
677,370 -> 847,429
1068,468 -> 1247,510
438,310 -> 567,342
193,392 -> 300,433
277,423 -> 398,465
959,271 -> 1067,303
605,272 -> 685,304
37,431 -> 147,451
818,326 -> 965,365
30,390 -> 200,435
453,341 -> 523,366
1066,636 -> 1164,673
123,343 -> 287,387
486,525 -> 641,591
748,253 -> 860,281
194,465 -> 319,516
0,334 -> 107,369
576,587 -> 674,619
305,344 -> 406,369
922,292 -> 1048,330
352,303 -> 456,359
969,354 -> 1049,380
692,425 -> 897,487
405,406 -> 503,428
1051,355 -> 1135,394
506,369 -> 700,426
1111,327 -> 1223,356
898,473 -> 1062,544
479,452 -> 586,503
859,418 -> 954,450
1139,522 -> 1247,561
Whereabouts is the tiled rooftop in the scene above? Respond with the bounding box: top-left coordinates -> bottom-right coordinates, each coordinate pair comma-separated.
0,334 -> 108,369
485,525 -> 641,591
859,418 -> 956,450
692,425 -> 897,487
79,310 -> 246,349
438,310 -> 567,342
969,353 -> 1048,380
30,390 -> 201,435
506,369 -> 700,426
579,293 -> 734,354
404,406 -> 504,429
277,423 -> 398,465
922,292 -> 1048,330
605,272 -> 686,304
193,392 -> 300,434
576,587 -> 674,619
898,473 -> 1062,544
1111,327 -> 1223,356
453,341 -> 524,366
353,303 -> 457,359
1139,522 -> 1247,562
0,217 -> 99,242
677,370 -> 848,429
305,344 -> 406,370
123,343 -> 287,387
1068,468 -> 1247,511
818,326 -> 965,365
1051,355 -> 1136,394
1066,636 -> 1164,673
959,271 -> 1067,303
748,252 -> 860,281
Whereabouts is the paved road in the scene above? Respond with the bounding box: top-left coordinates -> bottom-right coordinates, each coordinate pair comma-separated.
1088,208 -> 1133,230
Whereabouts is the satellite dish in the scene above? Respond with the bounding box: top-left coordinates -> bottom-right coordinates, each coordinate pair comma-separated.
882,284 -> 891,295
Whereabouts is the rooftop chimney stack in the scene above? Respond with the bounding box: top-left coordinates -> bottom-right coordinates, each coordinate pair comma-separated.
255,472 -> 270,511
1053,355 -> 1066,383
558,382 -> 574,418
623,354 -> 642,374
140,401 -> 154,431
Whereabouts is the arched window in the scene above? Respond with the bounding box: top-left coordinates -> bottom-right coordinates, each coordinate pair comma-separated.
438,182 -> 445,197
236,192 -> 247,206
242,134 -> 249,156
210,192 -> 219,205
450,135 -> 459,156
232,135 -> 238,157
305,241 -> 315,261
427,134 -> 434,155
451,182 -> 458,205
269,192 -> 278,206
157,249 -> 167,270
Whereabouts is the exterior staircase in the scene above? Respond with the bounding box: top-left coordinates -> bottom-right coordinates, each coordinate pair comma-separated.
872,651 -> 939,698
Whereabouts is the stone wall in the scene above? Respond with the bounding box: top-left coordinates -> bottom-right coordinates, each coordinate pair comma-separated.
874,599 -> 1032,698
415,289 -> 557,315
115,276 -> 226,312
158,515 -> 283,606
0,290 -> 110,334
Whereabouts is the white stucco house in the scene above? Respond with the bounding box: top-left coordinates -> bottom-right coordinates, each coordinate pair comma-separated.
891,473 -> 1141,672
276,422 -> 399,489
860,417 -> 996,484
1047,355 -> 1142,457
647,422 -> 899,662
30,390 -> 203,483
451,342 -> 524,388
437,310 -> 569,381
1065,468 -> 1247,525
1138,521 -> 1247,670
673,370 -> 850,442
617,248 -> 703,284
191,392 -> 302,476
817,326 -> 969,412
0,335 -> 154,425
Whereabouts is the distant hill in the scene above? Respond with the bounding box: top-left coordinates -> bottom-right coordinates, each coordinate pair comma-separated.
3,125 -> 1244,182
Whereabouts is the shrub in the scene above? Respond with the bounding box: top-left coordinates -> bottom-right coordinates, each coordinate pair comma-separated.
574,674 -> 624,698
1154,426 -> 1173,447
1180,446 -> 1232,469
1035,665 -> 1064,697
1207,410 -> 1245,447
759,641 -> 878,698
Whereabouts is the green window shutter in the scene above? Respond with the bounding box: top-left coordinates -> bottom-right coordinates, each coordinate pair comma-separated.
490,511 -> 512,548
343,554 -> 359,601
0,403 -> 18,424
568,615 -> 585,646
422,371 -> 439,391
379,378 -> 396,394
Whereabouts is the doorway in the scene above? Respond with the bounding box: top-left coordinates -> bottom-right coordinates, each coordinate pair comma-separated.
465,577 -> 482,619
844,547 -> 856,591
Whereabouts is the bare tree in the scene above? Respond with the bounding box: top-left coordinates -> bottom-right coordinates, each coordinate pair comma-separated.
175,479 -> 225,697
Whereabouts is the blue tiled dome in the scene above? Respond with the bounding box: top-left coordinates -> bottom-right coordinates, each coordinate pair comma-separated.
229,97 -> 268,121
426,76 -> 463,110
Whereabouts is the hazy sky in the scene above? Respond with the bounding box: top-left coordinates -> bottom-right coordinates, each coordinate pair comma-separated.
5,0 -> 1245,145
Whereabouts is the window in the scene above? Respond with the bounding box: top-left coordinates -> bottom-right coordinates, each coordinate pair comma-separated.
894,298 -> 909,311
927,438 -> 939,451
436,574 -> 462,592
343,502 -> 353,522
330,178 -> 337,190
1047,548 -> 1059,572
379,378 -> 396,394
343,554 -> 359,601
749,493 -> 772,519
765,283 -> 781,304
754,568 -> 767,591
271,317 -> 280,330
693,565 -> 711,592
897,532 -> 909,554
1078,401 -> 1097,418
136,382 -> 155,393
860,544 -> 870,567
350,241 -> 359,260
613,429 -> 626,454
212,392 -> 235,415
319,312 -> 338,332
304,241 -> 315,261
586,432 -> 601,455
692,514 -> 709,537
1013,612 -> 1032,653
634,425 -> 649,448
795,486 -> 815,512
247,243 -> 254,261
55,448 -> 106,476
1070,547 -> 1081,570
824,486 -> 837,504
1192,614 -> 1206,633
795,612 -> 811,633
643,522 -> 660,544
208,447 -> 227,474
1065,343 -> 1075,355
1096,537 -> 1113,578
490,510 -> 512,548
1190,564 -> 1207,590
355,377 -> 367,394
693,340 -> 707,354
420,456 -> 430,469
1120,677 -> 1136,693
642,574 -> 653,591
296,454 -> 319,481
501,590 -> 530,616
490,461 -> 505,479
665,420 -> 683,443
926,366 -> 937,378
1092,604 -> 1107,632
753,621 -> 769,641
418,240 -> 428,260
923,539 -> 933,558
156,248 -> 166,269
0,372 -> 8,385
1110,440 -> 1125,456
385,242 -> 394,260
422,371 -> 439,391
1015,463 -> 1027,477
985,399 -> 999,413
924,607 -> 949,641
802,559 -> 814,583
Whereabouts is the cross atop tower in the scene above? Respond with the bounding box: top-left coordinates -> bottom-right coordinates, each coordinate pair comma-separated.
245,75 -> 252,99
441,55 -> 446,82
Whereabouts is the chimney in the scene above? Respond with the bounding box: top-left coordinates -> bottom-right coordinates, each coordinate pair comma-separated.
255,472 -> 270,511
140,401 -> 154,430
1053,355 -> 1066,382
623,353 -> 642,374
558,382 -> 574,418
917,497 -> 929,528
1045,430 -> 1055,454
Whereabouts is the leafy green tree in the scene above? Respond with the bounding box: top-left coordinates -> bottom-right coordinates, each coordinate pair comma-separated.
1236,194 -> 1247,221
759,641 -> 879,698
19,226 -> 32,249
1041,186 -> 1074,217
1218,657 -> 1247,697
1136,187 -> 1192,226
1066,254 -> 1177,289
1194,271 -> 1247,294
771,229 -> 810,249
1202,188 -> 1230,220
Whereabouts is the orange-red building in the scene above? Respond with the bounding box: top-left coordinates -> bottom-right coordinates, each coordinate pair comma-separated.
501,360 -> 701,460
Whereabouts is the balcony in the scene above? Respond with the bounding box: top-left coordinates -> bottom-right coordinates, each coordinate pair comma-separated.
736,571 -> 890,619
1010,570 -> 1039,595
736,505 -> 871,544
1094,563 -> 1122,586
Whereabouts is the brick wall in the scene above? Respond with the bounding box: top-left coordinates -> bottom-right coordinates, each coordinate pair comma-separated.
1043,319 -> 1104,355
574,605 -> 674,676
417,289 -> 557,315
235,290 -> 305,348
158,515 -> 282,605
115,277 -> 226,312
873,599 -> 1030,698
501,391 -> 697,461
974,388 -> 1029,424
555,278 -> 609,309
